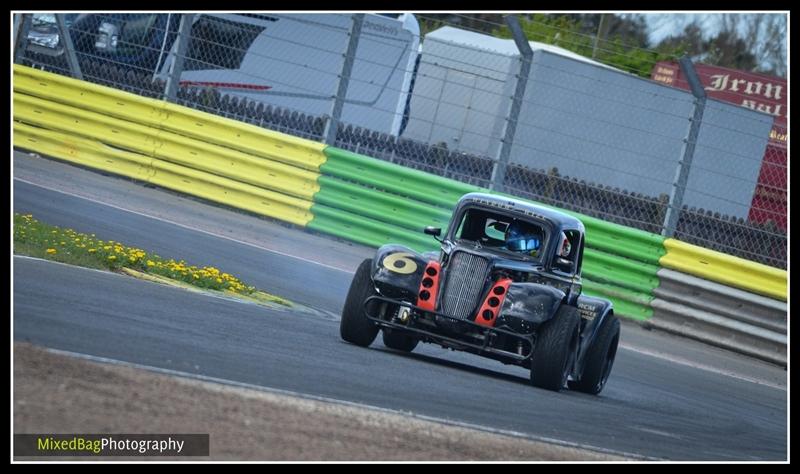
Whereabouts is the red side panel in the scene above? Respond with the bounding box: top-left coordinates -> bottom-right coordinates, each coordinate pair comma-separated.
416,261 -> 441,311
474,278 -> 512,328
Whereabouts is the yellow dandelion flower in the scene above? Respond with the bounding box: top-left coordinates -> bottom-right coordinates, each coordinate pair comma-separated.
46,248 -> 57,254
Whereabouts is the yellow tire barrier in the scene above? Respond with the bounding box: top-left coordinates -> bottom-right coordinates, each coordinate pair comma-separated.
660,239 -> 787,301
149,159 -> 313,226
13,65 -> 169,127
14,121 -> 313,226
14,93 -> 320,201
159,101 -> 326,172
13,64 -> 323,226
14,121 -> 154,183
13,65 -> 326,171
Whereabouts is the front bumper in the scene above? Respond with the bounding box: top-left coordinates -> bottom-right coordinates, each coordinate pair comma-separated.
364,295 -> 534,362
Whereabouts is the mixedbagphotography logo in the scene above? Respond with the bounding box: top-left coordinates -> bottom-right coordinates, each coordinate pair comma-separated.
14,434 -> 210,457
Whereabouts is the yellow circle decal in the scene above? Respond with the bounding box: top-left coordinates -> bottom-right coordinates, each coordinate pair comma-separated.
382,252 -> 418,274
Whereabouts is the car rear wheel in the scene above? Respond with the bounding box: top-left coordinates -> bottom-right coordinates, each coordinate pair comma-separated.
569,314 -> 620,395
382,329 -> 419,352
530,305 -> 580,391
340,258 -> 380,347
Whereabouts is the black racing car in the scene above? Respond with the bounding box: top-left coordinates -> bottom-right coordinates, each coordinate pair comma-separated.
340,192 -> 620,394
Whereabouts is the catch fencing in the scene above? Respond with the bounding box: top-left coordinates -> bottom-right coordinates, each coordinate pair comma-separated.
13,12 -> 787,269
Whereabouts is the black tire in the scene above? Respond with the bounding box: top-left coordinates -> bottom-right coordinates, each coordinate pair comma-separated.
382,329 -> 419,352
569,314 -> 620,395
340,258 -> 380,347
530,305 -> 580,391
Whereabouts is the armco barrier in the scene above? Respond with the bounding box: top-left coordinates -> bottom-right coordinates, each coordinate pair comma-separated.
14,121 -> 154,183
649,269 -> 787,366
318,147 -> 661,321
14,121 -> 315,226
13,64 -> 326,172
660,239 -> 787,301
14,93 -> 320,202
13,65 -> 323,226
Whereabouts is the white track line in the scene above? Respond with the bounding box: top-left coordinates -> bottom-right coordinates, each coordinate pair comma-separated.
618,344 -> 786,392
14,177 -> 786,392
40,347 -> 657,461
14,177 -> 353,274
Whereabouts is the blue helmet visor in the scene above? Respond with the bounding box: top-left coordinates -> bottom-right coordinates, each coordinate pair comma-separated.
507,236 -> 540,252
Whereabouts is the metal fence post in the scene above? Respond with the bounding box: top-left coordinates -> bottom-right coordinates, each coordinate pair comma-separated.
164,14 -> 194,103
490,15 -> 533,192
661,56 -> 707,237
55,14 -> 83,80
323,13 -> 363,146
14,14 -> 33,64
13,14 -> 22,48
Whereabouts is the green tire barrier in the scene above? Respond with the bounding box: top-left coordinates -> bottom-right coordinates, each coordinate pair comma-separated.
309,204 -> 436,252
317,147 -> 662,321
582,279 -> 653,321
320,147 -> 482,208
561,213 -> 666,266
314,176 -> 452,234
582,248 -> 661,295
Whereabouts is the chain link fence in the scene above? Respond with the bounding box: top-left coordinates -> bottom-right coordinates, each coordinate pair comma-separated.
13,12 -> 788,269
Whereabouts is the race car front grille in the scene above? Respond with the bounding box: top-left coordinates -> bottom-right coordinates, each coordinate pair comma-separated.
441,251 -> 489,320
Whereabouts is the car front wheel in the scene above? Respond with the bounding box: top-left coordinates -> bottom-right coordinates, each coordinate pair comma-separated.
569,314 -> 620,395
340,258 -> 380,347
382,329 -> 419,352
530,305 -> 580,391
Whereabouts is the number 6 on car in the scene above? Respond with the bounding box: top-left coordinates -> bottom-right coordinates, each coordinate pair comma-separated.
382,252 -> 418,274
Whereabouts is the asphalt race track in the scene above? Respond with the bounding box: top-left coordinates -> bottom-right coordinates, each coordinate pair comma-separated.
13,152 -> 787,460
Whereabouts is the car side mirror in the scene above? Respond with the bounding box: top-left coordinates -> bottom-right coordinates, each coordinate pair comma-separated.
554,257 -> 573,273
424,226 -> 442,242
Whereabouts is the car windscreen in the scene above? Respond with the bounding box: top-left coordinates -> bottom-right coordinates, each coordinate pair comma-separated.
452,207 -> 548,262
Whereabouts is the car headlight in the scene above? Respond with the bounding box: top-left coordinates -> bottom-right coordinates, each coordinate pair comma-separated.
28,32 -> 60,49
95,21 -> 119,52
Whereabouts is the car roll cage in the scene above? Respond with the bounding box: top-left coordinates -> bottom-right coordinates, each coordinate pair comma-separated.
363,295 -> 534,362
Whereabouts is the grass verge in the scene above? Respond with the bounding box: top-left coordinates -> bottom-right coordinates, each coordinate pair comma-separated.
14,213 -> 290,306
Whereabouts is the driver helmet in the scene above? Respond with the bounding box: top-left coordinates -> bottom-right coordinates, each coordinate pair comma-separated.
505,220 -> 542,253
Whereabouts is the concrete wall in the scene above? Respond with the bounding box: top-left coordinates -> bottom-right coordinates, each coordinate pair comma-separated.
404,30 -> 773,218
403,30 -> 516,155
511,50 -> 692,199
